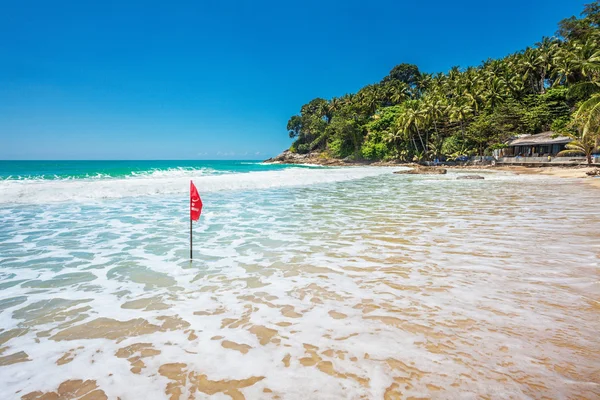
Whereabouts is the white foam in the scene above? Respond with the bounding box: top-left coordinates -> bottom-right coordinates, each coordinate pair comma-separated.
0,167 -> 395,204
0,171 -> 598,399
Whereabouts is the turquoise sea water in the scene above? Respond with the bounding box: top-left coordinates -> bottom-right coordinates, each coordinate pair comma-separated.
0,160 -> 298,180
0,161 -> 599,399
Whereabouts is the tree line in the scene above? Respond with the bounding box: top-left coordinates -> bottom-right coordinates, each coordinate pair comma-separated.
286,2 -> 600,163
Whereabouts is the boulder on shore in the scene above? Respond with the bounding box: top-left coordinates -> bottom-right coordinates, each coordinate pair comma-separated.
394,166 -> 447,175
457,175 -> 485,180
585,168 -> 600,176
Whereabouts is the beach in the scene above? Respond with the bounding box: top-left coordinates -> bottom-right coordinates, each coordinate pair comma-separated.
1,161 -> 599,399
496,165 -> 600,189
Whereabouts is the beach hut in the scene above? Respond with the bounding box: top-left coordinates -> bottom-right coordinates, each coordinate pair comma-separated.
502,131 -> 572,157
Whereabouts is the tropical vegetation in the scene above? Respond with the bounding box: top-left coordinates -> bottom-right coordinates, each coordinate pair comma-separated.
285,2 -> 600,163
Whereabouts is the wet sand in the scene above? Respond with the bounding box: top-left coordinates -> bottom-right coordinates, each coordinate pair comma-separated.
1,170 -> 599,399
495,165 -> 600,189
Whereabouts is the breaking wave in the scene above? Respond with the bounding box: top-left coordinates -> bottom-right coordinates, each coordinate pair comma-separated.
0,167 -> 396,204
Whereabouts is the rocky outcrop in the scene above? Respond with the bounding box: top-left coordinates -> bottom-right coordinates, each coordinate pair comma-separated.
264,150 -> 314,164
264,150 -> 403,166
264,150 -> 348,165
393,166 -> 447,175
457,175 -> 485,180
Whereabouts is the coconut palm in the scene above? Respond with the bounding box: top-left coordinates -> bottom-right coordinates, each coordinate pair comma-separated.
449,101 -> 473,139
557,137 -> 599,164
534,37 -> 559,93
399,101 -> 427,152
386,80 -> 410,105
329,97 -> 343,115
520,48 -> 545,93
573,86 -> 600,146
483,77 -> 508,110
283,2 -> 600,163
551,52 -> 577,86
357,85 -> 380,115
422,95 -> 447,144
571,39 -> 600,79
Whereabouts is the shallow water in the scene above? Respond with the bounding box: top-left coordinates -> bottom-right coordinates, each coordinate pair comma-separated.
0,165 -> 599,399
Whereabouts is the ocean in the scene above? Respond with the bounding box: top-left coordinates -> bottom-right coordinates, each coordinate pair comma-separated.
0,160 -> 598,399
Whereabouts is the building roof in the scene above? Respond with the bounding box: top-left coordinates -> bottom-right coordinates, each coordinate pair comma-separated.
507,131 -> 572,146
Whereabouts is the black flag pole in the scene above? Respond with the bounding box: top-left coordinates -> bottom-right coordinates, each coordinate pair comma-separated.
190,215 -> 193,260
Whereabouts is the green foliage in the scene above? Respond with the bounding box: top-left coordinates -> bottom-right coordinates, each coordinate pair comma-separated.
550,115 -> 573,133
327,138 -> 349,158
522,88 -> 571,132
557,2 -> 600,40
361,141 -> 388,160
361,128 -> 390,160
365,106 -> 404,133
296,143 -> 310,154
287,115 -> 302,139
557,135 -> 600,164
326,118 -> 364,158
283,2 -> 600,161
441,135 -> 463,156
381,63 -> 421,87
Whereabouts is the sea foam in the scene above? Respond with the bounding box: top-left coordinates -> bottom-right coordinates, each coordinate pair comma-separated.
0,171 -> 598,399
0,166 -> 394,204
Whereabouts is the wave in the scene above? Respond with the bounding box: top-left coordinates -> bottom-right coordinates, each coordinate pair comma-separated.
0,167 -> 395,204
0,166 -> 219,181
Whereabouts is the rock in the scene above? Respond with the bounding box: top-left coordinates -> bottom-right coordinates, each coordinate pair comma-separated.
264,150 -> 314,164
394,166 -> 447,175
457,175 -> 485,180
264,150 -> 368,166
585,168 -> 600,176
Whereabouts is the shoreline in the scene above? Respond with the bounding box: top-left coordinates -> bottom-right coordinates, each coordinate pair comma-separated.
264,152 -> 600,189
3,160 -> 600,399
494,165 -> 600,189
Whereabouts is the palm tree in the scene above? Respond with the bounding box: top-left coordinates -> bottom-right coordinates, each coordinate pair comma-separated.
553,48 -> 578,86
571,39 -> 600,79
320,102 -> 333,124
399,101 -> 427,153
576,90 -> 600,124
422,96 -> 447,144
449,101 -> 473,139
574,87 -> 600,144
414,73 -> 433,99
483,77 -> 508,110
557,137 -> 599,164
357,85 -> 380,115
558,92 -> 600,164
386,81 -> 410,105
534,37 -> 559,93
329,97 -> 343,115
521,47 -> 545,93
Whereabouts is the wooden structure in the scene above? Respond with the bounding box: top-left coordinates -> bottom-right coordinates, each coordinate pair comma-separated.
501,131 -> 572,157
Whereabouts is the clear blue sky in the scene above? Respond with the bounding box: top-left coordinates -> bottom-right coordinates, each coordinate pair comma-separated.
0,0 -> 585,160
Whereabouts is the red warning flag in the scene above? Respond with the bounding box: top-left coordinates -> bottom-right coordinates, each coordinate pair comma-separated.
190,180 -> 202,221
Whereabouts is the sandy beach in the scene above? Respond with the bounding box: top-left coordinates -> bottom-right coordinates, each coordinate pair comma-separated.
495,165 -> 600,189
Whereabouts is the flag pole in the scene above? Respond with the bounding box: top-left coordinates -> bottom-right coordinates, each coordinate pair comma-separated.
189,179 -> 193,260
189,179 -> 202,261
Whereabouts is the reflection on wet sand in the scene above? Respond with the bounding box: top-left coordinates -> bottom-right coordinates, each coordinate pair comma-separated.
1,172 -> 599,399
22,380 -> 107,400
